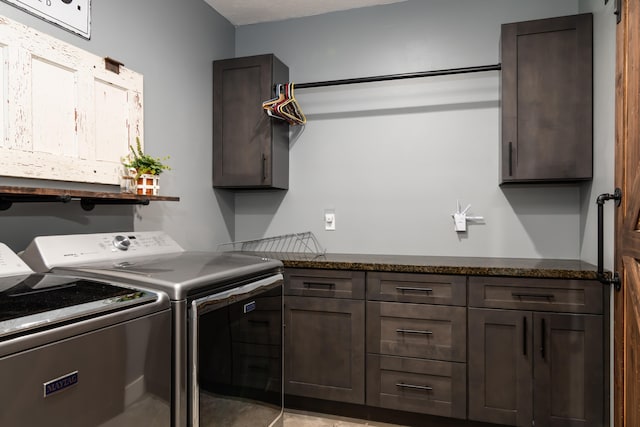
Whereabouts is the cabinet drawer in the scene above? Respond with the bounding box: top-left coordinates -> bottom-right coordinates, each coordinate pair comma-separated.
367,302 -> 466,362
284,269 -> 365,299
366,354 -> 466,419
367,272 -> 466,305
468,277 -> 603,314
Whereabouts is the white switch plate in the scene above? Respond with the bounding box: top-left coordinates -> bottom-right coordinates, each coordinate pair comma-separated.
2,0 -> 91,38
324,209 -> 336,231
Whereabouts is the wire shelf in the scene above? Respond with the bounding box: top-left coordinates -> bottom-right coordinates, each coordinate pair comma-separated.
218,231 -> 325,257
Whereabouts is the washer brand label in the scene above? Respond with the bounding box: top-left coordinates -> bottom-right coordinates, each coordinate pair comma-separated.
43,371 -> 78,397
243,301 -> 256,314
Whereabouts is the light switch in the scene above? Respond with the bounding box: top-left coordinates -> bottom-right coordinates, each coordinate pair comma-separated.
324,210 -> 336,231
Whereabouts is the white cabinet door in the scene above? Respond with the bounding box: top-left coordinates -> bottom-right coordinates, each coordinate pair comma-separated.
0,15 -> 143,185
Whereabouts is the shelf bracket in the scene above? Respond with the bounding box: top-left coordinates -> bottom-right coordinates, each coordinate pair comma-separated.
80,197 -> 150,211
0,195 -> 72,211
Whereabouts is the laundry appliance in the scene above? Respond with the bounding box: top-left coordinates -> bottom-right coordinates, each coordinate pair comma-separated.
0,241 -> 171,427
22,231 -> 284,427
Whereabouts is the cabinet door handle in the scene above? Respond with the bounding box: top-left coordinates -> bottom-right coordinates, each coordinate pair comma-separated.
508,141 -> 513,176
512,292 -> 555,300
541,318 -> 546,360
262,154 -> 267,181
303,281 -> 335,288
396,383 -> 433,391
523,316 -> 527,356
396,329 -> 433,335
396,286 -> 433,293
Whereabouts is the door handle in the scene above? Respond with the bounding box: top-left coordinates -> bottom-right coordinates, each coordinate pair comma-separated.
540,318 -> 546,360
262,154 -> 267,181
508,141 -> 513,176
522,316 -> 527,356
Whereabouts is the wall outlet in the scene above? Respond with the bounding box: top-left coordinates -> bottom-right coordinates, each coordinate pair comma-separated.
324,209 -> 336,231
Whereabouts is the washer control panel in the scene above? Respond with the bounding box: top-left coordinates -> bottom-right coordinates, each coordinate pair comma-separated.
20,231 -> 185,272
112,235 -> 131,251
0,243 -> 33,277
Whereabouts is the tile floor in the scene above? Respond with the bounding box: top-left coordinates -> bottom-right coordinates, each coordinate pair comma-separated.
284,410 -> 408,427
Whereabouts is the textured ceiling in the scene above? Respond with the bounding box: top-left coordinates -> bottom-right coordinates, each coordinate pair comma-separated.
204,0 -> 408,26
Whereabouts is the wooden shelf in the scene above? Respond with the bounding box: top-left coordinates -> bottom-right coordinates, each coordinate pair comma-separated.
0,186 -> 179,211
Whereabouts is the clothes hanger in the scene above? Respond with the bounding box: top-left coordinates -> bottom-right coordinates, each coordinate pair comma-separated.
276,83 -> 306,125
263,84 -> 288,121
262,82 -> 306,125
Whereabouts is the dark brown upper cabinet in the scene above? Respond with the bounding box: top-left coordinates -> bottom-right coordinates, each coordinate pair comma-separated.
213,54 -> 289,189
500,14 -> 593,184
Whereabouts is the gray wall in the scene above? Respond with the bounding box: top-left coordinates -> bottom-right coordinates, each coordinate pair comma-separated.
579,0 -> 616,271
0,0 -> 616,264
0,0 -> 235,252
234,0 -> 612,259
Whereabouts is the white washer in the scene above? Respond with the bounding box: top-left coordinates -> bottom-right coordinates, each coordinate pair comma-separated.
21,231 -> 284,427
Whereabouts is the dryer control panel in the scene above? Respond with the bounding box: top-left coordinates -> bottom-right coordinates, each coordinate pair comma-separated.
20,231 -> 185,272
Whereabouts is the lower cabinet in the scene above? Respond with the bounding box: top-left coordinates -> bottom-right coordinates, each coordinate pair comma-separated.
284,269 -> 606,427
468,277 -> 605,427
366,273 -> 468,419
366,354 -> 466,418
283,282 -> 365,403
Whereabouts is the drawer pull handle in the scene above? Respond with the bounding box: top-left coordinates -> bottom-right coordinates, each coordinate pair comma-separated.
303,282 -> 335,288
396,329 -> 433,335
511,292 -> 555,300
396,286 -> 433,293
396,383 -> 433,391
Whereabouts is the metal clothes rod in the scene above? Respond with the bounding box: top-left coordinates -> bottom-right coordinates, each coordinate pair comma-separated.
294,63 -> 502,89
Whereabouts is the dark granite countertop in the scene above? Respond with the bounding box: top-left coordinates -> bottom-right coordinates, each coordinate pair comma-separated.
239,252 -> 601,280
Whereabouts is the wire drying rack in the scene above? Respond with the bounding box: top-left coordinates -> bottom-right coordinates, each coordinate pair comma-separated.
218,231 -> 326,258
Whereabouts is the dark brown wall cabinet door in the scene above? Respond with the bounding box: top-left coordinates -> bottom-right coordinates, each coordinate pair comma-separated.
501,13 -> 592,184
284,296 -> 365,404
213,54 -> 289,189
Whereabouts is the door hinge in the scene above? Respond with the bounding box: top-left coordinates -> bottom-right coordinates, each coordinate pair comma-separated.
596,188 -> 622,291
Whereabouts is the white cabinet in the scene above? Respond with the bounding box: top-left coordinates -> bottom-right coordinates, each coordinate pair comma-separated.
0,15 -> 143,185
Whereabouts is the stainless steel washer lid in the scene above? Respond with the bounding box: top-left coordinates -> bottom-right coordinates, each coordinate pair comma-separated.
51,252 -> 283,300
0,273 -> 168,340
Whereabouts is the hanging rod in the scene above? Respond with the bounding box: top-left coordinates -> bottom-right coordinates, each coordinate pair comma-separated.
294,63 -> 501,89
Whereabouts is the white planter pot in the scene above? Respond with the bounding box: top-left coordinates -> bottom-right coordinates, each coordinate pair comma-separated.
136,174 -> 160,196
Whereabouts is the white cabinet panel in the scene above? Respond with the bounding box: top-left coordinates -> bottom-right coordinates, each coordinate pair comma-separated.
0,15 -> 143,185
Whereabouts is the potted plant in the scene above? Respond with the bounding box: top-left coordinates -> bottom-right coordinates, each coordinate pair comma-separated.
121,137 -> 171,195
